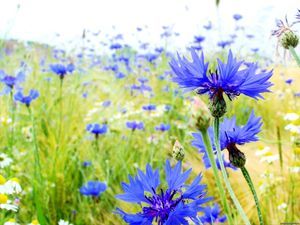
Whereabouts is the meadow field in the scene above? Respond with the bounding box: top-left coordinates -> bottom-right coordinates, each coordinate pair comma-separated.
0,4 -> 300,225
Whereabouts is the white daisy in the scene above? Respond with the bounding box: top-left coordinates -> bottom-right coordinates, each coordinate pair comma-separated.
0,194 -> 18,212
0,153 -> 13,169
284,113 -> 299,121
58,219 -> 73,225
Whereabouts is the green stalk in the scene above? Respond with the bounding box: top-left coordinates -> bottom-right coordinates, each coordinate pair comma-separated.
289,46 -> 300,67
28,107 -> 47,225
276,126 -> 283,171
9,90 -> 15,153
241,166 -> 264,225
200,129 -> 234,225
213,118 -> 251,225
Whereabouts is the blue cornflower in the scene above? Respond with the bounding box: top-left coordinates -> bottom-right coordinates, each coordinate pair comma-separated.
233,14 -> 243,21
86,123 -> 108,138
80,181 -> 107,197
192,111 -> 262,168
200,203 -> 227,224
14,89 -> 39,107
285,79 -> 293,85
82,161 -> 92,167
115,160 -> 212,225
194,35 -> 205,43
142,104 -> 156,111
102,100 -> 111,107
0,70 -> 25,94
126,121 -> 144,131
50,63 -> 75,79
110,43 -> 122,50
296,9 -> 300,22
155,123 -> 171,132
203,21 -> 212,30
169,49 -> 273,117
217,40 -> 232,48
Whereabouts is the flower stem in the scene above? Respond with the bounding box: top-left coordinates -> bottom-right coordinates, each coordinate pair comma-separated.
289,46 -> 300,67
241,166 -> 264,225
200,129 -> 234,225
27,106 -> 47,225
213,117 -> 251,225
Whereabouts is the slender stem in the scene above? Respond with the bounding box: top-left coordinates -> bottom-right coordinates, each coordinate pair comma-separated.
213,118 -> 251,225
289,46 -> 300,67
200,129 -> 234,225
241,167 -> 264,225
27,106 -> 47,225
276,126 -> 283,171
9,90 -> 15,153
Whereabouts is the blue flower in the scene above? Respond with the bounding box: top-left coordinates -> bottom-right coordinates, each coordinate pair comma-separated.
115,160 -> 212,225
194,35 -> 205,43
14,89 -> 39,107
233,14 -> 243,21
50,63 -> 75,79
126,121 -> 144,131
142,104 -> 156,111
285,79 -> 293,85
110,43 -> 122,50
82,161 -> 92,167
200,203 -> 227,224
0,70 -> 25,94
217,40 -> 232,48
192,111 -> 262,168
86,123 -> 108,137
169,49 -> 273,101
155,123 -> 170,132
80,181 -> 107,197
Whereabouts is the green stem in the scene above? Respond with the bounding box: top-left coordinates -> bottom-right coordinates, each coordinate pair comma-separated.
27,107 -> 47,225
213,118 -> 251,225
289,46 -> 300,67
200,129 -> 234,225
241,167 -> 264,225
9,90 -> 15,153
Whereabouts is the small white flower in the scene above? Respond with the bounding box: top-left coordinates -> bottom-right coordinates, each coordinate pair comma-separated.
284,113 -> 299,121
58,219 -> 73,225
255,146 -> 271,156
0,202 -> 19,212
2,180 -> 22,195
0,153 -> 13,169
284,124 -> 300,134
260,155 -> 279,164
277,202 -> 287,212
4,220 -> 20,225
289,166 -> 300,173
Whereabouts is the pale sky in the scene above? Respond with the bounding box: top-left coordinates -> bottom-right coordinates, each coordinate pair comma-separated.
0,0 -> 299,54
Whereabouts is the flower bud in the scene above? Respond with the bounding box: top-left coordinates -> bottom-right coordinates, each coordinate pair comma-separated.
209,92 -> 227,118
172,140 -> 185,161
281,31 -> 299,49
192,97 -> 211,131
227,143 -> 246,168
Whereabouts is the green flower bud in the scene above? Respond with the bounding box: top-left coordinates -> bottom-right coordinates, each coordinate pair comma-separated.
172,140 -> 185,161
281,31 -> 299,49
209,92 -> 227,118
192,97 -> 211,132
227,143 -> 246,168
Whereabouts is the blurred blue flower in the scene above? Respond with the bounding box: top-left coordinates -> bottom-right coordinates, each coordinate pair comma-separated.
14,89 -> 39,107
50,63 -> 75,79
203,21 -> 212,30
0,70 -> 25,94
110,43 -> 122,50
115,160 -> 212,225
217,40 -> 232,48
142,104 -> 156,111
200,203 -> 227,224
102,100 -> 111,107
233,14 -> 243,21
86,123 -> 108,137
155,123 -> 170,132
126,121 -> 144,131
285,79 -> 293,85
194,35 -> 205,43
82,161 -> 92,167
80,181 -> 107,197
170,49 -> 273,101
